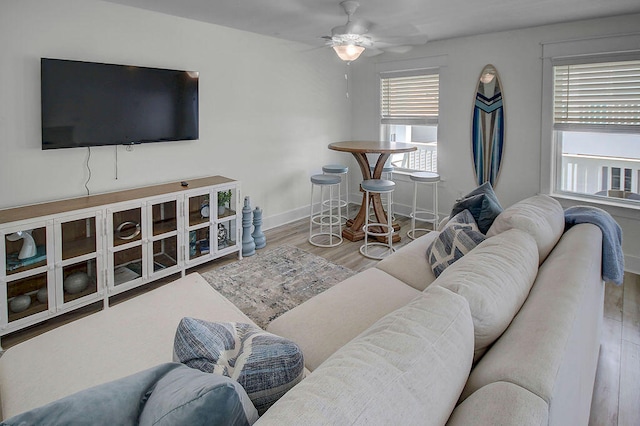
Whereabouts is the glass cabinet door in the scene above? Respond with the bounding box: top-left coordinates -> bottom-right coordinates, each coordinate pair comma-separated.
185,190 -> 213,264
4,226 -> 48,276
56,212 -> 102,309
2,221 -> 53,329
112,208 -> 142,247
148,198 -> 180,278
60,259 -> 99,305
215,187 -> 237,220
5,272 -> 50,324
215,187 -> 239,255
108,205 -> 144,291
215,219 -> 237,252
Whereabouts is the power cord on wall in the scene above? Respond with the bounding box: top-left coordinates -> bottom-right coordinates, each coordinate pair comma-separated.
85,146 -> 92,195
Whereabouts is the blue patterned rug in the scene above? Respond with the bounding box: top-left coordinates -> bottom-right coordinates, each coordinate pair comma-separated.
201,245 -> 354,328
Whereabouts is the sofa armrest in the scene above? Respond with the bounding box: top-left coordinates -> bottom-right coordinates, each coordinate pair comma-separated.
448,382 -> 548,426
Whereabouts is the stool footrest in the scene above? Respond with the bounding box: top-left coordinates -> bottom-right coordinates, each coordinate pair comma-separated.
359,243 -> 396,260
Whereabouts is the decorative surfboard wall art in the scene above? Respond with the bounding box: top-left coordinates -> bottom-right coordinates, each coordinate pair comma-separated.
472,64 -> 505,187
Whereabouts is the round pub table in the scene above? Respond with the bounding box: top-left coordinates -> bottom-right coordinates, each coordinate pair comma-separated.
328,141 -> 417,242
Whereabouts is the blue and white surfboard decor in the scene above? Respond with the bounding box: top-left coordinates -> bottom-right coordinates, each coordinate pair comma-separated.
472,64 -> 505,187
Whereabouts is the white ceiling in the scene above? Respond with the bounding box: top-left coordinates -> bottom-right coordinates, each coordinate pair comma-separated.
103,0 -> 640,52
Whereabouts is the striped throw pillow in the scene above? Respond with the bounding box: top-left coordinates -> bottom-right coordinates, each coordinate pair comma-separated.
427,210 -> 486,277
173,318 -> 304,415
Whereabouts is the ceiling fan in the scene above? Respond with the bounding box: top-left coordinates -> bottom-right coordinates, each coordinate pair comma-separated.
323,1 -> 428,62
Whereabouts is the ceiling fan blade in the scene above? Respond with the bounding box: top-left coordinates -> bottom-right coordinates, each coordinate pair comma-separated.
362,48 -> 384,57
367,22 -> 424,38
371,33 -> 428,47
379,45 -> 415,54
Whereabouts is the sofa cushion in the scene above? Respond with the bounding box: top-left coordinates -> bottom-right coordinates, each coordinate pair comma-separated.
487,194 -> 564,264
427,210 -> 486,277
461,224 -> 604,426
376,229 -> 440,291
173,318 -> 304,414
2,363 -> 258,426
450,182 -> 503,234
266,268 -> 421,371
434,229 -> 539,362
447,382 -> 548,426
139,363 -> 259,426
256,286 -> 474,426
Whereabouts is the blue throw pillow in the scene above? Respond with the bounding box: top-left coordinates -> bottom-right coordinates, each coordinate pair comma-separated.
1,363 -> 258,426
450,182 -> 502,234
139,364 -> 258,426
427,210 -> 486,277
173,318 -> 304,415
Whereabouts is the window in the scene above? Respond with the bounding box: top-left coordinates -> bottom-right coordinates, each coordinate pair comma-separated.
379,71 -> 439,172
552,59 -> 640,203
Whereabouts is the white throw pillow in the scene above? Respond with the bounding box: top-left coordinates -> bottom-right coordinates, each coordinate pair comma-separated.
433,229 -> 539,362
487,195 -> 564,264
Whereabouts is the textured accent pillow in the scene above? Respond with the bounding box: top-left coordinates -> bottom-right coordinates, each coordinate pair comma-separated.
427,210 -> 486,277
139,364 -> 259,426
450,182 -> 503,234
173,318 -> 304,415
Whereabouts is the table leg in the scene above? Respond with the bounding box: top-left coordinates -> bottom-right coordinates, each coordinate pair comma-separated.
341,152 -> 401,242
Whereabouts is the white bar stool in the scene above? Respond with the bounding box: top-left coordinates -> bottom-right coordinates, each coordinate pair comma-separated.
370,164 -> 394,180
322,164 -> 349,225
360,179 -> 396,260
309,174 -> 343,247
369,165 -> 395,221
407,171 -> 440,240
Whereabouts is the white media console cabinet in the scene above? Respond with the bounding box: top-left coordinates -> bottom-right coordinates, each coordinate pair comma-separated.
0,176 -> 241,347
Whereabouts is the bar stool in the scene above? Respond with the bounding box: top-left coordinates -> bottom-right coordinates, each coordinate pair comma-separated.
309,174 -> 343,248
370,164 -> 394,180
322,164 -> 349,225
407,171 -> 440,240
360,179 -> 396,260
369,165 -> 395,221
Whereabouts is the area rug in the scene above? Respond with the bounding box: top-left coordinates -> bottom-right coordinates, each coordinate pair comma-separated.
200,245 -> 355,328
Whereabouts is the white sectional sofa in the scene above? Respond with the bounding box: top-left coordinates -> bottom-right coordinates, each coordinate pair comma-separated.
0,194 -> 606,425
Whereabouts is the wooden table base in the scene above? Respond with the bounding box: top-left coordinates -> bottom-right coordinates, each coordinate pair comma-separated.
328,141 -> 418,244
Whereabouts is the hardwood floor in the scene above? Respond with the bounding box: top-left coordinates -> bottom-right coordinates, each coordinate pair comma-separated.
590,271 -> 640,426
2,208 -> 638,425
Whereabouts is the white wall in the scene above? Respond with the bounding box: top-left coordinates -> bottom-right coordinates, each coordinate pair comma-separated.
0,0 -> 352,227
2,1 -> 638,272
350,14 -> 640,273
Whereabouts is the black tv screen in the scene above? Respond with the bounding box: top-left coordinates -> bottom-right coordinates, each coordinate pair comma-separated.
41,58 -> 199,149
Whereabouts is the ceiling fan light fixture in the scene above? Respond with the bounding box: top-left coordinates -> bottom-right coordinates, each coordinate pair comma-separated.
333,44 -> 365,61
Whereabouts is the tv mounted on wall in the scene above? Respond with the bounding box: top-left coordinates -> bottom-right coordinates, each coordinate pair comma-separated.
41,58 -> 199,150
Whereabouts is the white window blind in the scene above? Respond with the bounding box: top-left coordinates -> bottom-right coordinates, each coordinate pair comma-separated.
553,59 -> 640,133
380,73 -> 439,125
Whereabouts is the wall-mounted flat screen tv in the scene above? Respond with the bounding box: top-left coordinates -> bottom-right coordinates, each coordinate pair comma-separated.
41,58 -> 199,149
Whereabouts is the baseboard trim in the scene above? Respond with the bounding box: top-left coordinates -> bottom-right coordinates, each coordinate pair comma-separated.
624,255 -> 640,275
262,205 -> 309,231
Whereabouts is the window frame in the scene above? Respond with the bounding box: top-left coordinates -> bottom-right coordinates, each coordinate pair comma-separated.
540,33 -> 640,211
375,55 -> 448,174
